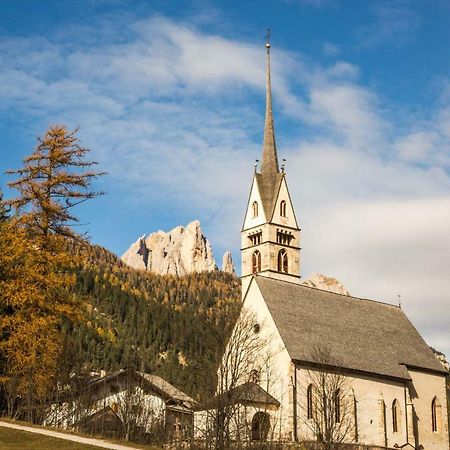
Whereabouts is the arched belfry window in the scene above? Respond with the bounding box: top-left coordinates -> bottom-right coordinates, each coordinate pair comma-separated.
252,250 -> 261,274
432,396 -> 441,432
280,200 -> 287,217
307,384 -> 313,419
277,249 -> 288,273
392,399 -> 399,433
252,201 -> 258,218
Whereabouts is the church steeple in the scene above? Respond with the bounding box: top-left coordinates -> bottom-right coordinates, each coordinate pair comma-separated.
241,35 -> 301,295
261,35 -> 279,175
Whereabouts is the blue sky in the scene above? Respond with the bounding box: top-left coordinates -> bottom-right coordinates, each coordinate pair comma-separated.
1,0 -> 449,356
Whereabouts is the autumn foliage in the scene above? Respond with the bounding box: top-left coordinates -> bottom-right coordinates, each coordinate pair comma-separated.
0,126 -> 103,420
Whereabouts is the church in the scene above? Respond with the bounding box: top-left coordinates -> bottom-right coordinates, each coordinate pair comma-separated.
234,40 -> 449,449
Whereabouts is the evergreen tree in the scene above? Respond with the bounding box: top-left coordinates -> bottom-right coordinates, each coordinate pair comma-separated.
68,241 -> 241,398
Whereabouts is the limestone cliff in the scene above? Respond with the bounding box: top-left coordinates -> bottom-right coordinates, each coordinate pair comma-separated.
121,220 -> 217,276
222,251 -> 236,275
302,273 -> 350,296
431,348 -> 449,371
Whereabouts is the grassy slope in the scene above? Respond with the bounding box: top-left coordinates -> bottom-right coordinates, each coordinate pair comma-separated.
0,425 -> 162,450
0,426 -> 103,450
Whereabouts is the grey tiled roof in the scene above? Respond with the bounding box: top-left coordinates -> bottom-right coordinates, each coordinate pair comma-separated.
199,382 -> 280,410
88,369 -> 196,408
229,382 -> 280,407
254,276 -> 446,380
140,373 -> 196,406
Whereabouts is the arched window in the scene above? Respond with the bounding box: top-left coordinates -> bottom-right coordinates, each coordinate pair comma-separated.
392,399 -> 399,433
252,201 -> 258,218
432,396 -> 441,432
251,412 -> 270,441
307,384 -> 313,420
252,251 -> 261,273
280,200 -> 287,217
334,389 -> 341,423
277,249 -> 288,273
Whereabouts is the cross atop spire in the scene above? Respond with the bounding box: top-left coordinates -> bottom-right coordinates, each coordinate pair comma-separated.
261,28 -> 279,175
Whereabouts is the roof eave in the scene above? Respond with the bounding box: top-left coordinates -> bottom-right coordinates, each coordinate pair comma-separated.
292,358 -> 412,383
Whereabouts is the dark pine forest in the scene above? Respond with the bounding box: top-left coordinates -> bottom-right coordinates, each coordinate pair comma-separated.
63,243 -> 241,400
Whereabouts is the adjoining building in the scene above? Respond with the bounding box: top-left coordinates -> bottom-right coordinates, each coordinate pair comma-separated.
45,369 -> 197,442
232,39 -> 449,449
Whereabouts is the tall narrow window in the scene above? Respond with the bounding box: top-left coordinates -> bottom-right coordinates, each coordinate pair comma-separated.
432,396 -> 440,432
280,200 -> 287,217
354,395 -> 359,443
252,201 -> 258,218
334,389 -> 341,423
307,384 -> 313,419
392,399 -> 399,433
277,249 -> 288,273
252,250 -> 261,273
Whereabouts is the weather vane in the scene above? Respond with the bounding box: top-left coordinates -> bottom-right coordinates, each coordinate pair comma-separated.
266,28 -> 271,48
281,158 -> 286,172
254,159 -> 259,172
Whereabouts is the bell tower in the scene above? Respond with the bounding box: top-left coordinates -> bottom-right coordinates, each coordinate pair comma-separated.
241,37 -> 301,295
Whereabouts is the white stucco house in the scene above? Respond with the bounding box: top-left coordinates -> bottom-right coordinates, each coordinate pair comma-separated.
45,369 -> 197,442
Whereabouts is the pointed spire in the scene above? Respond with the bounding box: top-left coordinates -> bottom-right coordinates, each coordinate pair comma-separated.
261,29 -> 279,175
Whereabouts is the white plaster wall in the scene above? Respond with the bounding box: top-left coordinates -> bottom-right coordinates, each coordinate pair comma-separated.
45,384 -> 166,432
271,177 -> 299,229
195,404 -> 280,442
242,177 -> 266,230
295,365 -> 417,447
242,279 -> 295,440
408,369 -> 449,450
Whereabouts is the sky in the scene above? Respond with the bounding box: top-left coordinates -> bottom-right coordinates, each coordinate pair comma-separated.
0,0 -> 449,357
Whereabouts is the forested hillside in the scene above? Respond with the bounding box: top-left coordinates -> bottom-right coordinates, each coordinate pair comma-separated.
63,243 -> 241,399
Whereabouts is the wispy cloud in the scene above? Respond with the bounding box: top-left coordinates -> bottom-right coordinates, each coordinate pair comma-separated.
0,13 -> 449,356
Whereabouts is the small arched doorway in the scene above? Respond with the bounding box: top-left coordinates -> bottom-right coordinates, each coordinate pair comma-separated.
251,411 -> 270,441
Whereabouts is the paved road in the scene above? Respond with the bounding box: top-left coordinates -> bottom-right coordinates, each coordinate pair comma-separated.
0,420 -> 142,450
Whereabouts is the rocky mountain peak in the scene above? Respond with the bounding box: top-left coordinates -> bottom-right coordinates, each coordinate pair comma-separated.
301,273 -> 350,296
121,220 -> 217,276
222,251 -> 236,275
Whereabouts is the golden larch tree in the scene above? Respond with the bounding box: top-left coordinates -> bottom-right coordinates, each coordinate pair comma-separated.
0,126 -> 104,421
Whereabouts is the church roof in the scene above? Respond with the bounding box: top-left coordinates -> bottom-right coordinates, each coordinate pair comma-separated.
253,276 -> 446,380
